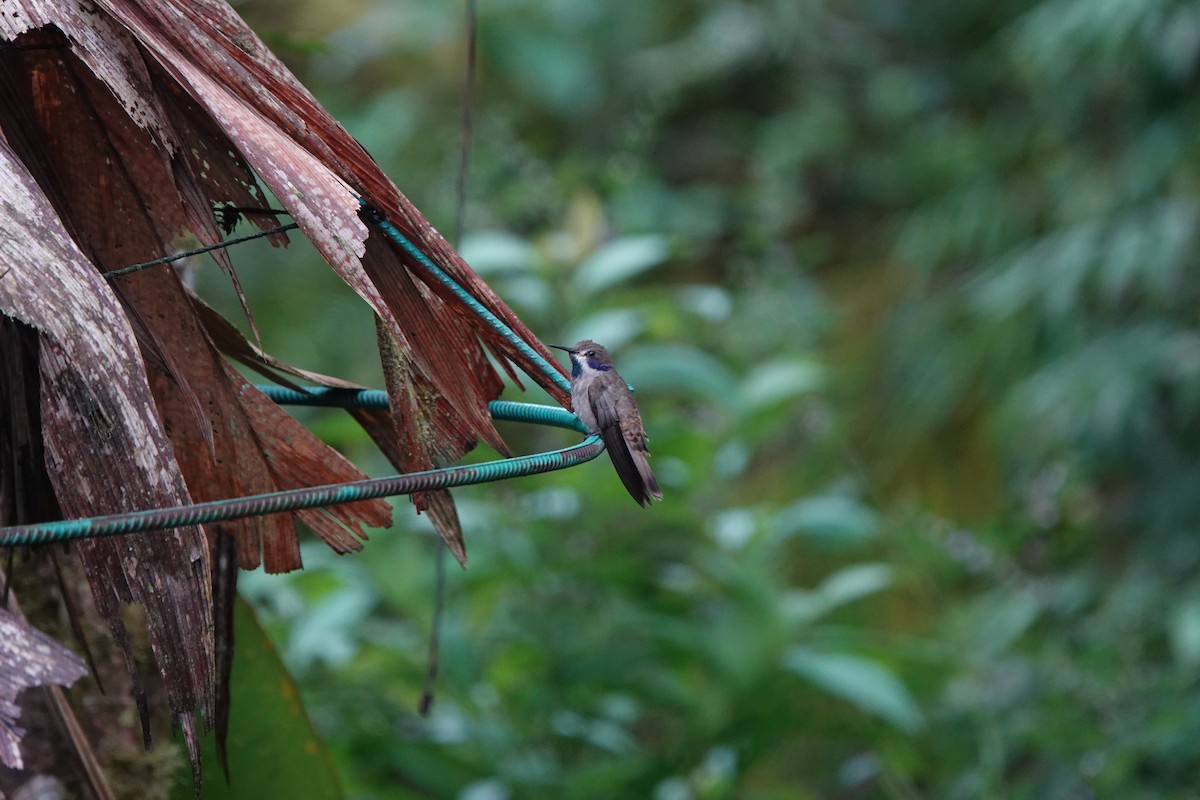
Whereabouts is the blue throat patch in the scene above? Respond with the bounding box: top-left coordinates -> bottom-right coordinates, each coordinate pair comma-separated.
571,354 -> 613,377
586,357 -> 612,372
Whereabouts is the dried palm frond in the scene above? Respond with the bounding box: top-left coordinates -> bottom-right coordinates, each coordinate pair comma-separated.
0,0 -> 567,790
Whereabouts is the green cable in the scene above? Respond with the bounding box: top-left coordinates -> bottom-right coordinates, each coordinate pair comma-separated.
0,398 -> 599,547
362,207 -> 572,395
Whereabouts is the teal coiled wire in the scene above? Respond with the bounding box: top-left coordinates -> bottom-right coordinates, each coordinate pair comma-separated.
0,394 -> 600,547
368,212 -> 571,396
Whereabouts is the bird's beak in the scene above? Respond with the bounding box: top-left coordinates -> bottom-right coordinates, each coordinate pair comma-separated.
548,344 -> 574,354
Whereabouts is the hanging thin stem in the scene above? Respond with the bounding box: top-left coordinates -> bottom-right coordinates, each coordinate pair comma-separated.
422,0 -> 479,717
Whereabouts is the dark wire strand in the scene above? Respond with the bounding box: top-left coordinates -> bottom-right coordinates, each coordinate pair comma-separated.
423,0 -> 480,716
418,547 -> 446,716
451,0 -> 478,249
213,205 -> 290,216
0,42 -> 70,51
105,222 -> 299,278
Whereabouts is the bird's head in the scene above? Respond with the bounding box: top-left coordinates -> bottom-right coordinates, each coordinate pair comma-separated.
549,340 -> 615,377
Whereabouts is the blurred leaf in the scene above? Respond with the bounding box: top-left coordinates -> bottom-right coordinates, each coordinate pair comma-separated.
739,359 -> 825,411
491,31 -> 603,114
573,235 -> 670,295
966,588 -> 1040,659
817,563 -> 894,608
459,779 -> 511,800
970,200 -> 1198,320
1169,595 -> 1200,669
712,440 -> 750,479
285,583 -> 374,669
618,344 -> 737,402
709,507 -> 757,550
492,274 -> 555,316
784,563 -> 894,626
782,648 -> 923,732
176,598 -> 343,800
459,231 -> 537,276
675,285 -> 733,322
565,308 -> 645,352
775,495 -> 879,546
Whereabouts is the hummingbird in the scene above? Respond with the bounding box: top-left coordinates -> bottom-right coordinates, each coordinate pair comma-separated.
549,340 -> 663,507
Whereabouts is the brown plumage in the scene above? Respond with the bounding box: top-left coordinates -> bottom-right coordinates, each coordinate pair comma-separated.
550,341 -> 663,507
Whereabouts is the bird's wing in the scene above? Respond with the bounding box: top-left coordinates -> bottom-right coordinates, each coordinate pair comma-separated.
617,396 -> 663,504
588,379 -> 662,506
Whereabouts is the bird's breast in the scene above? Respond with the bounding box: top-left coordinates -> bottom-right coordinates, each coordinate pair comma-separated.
571,375 -> 600,432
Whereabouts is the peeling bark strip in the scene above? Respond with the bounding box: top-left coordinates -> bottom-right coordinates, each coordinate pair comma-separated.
0,608 -> 88,771
0,139 -> 217,763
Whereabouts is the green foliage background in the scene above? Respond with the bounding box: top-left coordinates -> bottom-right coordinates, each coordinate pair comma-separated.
196,0 -> 1200,796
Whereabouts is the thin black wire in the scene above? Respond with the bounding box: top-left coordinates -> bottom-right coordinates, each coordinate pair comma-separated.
105,222 -> 298,278
214,205 -> 289,216
0,43 -> 70,51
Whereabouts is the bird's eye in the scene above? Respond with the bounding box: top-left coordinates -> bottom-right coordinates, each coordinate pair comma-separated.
585,350 -> 595,357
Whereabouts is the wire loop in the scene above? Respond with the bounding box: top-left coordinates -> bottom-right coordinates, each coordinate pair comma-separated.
0,397 -> 598,547
0,207 -> 592,546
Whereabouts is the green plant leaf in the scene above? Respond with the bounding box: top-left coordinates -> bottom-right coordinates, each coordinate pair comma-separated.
573,235 -> 670,295
1170,595 -> 1200,669
174,598 -> 344,800
565,308 -> 645,352
459,231 -> 536,275
781,648 -> 923,732
619,344 -> 737,401
740,359 -> 826,410
775,495 -> 879,546
783,564 -> 893,625
966,588 -> 1040,658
